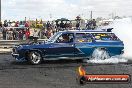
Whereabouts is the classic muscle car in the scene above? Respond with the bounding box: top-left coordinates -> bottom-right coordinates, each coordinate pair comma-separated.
12,29 -> 124,64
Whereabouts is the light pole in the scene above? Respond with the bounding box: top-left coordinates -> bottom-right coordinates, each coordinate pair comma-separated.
90,11 -> 93,20
0,0 -> 1,22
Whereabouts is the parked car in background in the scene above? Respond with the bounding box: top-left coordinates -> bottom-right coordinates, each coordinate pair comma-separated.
12,28 -> 124,64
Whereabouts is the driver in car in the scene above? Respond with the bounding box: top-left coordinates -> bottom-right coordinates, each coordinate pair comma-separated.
61,34 -> 70,43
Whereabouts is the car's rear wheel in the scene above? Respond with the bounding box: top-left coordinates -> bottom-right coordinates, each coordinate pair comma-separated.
28,51 -> 42,65
92,48 -> 110,60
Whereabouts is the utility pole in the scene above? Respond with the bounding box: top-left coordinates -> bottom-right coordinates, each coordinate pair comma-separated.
25,17 -> 27,22
90,11 -> 93,20
0,0 -> 1,22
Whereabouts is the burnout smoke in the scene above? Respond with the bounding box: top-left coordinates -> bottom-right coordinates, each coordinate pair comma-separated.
87,48 -> 128,64
87,17 -> 132,64
87,56 -> 128,64
111,18 -> 132,59
92,48 -> 110,60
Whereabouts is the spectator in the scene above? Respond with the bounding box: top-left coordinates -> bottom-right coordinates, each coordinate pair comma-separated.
60,21 -> 65,31
19,30 -> 24,40
43,22 -> 46,29
65,21 -> 69,30
33,29 -> 39,43
51,21 -> 56,35
86,21 -> 92,30
15,30 -> 19,40
41,29 -> 47,39
20,21 -> 23,25
46,21 -> 51,30
69,21 -> 72,30
25,28 -> 30,39
46,28 -> 53,39
3,20 -> 8,27
91,19 -> 97,30
15,21 -> 19,27
23,29 -> 26,40
12,29 -> 17,40
56,21 -> 60,32
25,21 -> 29,27
7,29 -> 13,40
76,21 -> 80,30
8,20 -> 11,27
2,28 -> 7,40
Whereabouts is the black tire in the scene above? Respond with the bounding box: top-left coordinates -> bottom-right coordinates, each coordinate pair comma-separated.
28,51 -> 42,65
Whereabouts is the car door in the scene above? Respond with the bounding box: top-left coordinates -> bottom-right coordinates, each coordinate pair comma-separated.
45,33 -> 75,59
74,33 -> 95,58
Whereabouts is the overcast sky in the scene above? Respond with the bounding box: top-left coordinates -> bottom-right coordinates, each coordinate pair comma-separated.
1,0 -> 132,21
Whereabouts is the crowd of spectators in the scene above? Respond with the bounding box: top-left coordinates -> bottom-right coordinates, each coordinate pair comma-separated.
0,19 -> 97,40
0,20 -> 31,40
43,21 -> 73,39
85,19 -> 97,30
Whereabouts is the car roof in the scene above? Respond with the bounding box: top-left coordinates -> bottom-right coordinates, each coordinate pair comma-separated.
59,30 -> 113,34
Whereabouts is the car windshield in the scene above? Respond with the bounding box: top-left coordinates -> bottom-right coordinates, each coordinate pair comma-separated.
47,32 -> 61,43
92,33 -> 120,41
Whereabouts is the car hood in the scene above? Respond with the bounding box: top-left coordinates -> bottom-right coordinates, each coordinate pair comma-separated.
16,42 -> 52,50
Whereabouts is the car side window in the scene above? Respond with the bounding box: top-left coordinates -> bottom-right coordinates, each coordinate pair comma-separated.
56,33 -> 74,43
92,33 -> 120,41
75,33 -> 93,43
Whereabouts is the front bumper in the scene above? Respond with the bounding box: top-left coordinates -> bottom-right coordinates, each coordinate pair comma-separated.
12,46 -> 27,62
12,52 -> 19,57
12,52 -> 27,62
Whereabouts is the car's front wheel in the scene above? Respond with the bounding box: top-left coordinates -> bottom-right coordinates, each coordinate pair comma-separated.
28,51 -> 42,65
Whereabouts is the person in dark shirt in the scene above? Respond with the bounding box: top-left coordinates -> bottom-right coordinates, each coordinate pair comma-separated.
56,21 -> 60,32
3,20 -> 8,27
60,21 -> 65,31
19,30 -> 24,40
65,21 -> 69,29
46,21 -> 51,30
76,21 -> 80,30
69,21 -> 72,30
2,28 -> 7,40
12,29 -> 17,40
86,21 -> 92,30
91,19 -> 97,30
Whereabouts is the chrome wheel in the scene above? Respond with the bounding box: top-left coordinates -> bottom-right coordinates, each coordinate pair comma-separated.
29,51 -> 42,64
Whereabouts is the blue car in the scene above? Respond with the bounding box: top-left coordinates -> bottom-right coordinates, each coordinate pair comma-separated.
12,29 -> 124,64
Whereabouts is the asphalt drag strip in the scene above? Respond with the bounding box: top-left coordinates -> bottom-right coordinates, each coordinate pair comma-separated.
0,54 -> 132,88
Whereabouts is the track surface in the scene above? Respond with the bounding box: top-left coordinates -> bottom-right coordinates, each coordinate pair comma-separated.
0,54 -> 132,88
